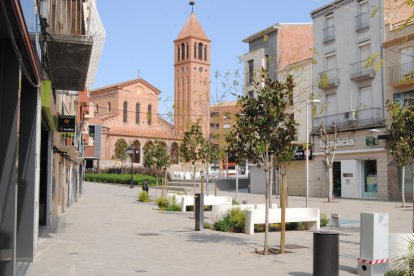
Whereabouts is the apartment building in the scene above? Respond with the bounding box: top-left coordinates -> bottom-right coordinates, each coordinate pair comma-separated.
310,0 -> 387,200
0,0 -> 105,272
383,0 -> 414,200
242,23 -> 314,195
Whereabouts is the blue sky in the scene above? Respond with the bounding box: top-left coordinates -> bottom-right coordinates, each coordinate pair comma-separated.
93,0 -> 331,117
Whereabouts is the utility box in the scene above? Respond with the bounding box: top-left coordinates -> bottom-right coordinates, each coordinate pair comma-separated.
358,212 -> 390,275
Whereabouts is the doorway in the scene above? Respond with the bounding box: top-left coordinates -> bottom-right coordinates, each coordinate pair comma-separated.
39,125 -> 49,226
333,161 -> 341,197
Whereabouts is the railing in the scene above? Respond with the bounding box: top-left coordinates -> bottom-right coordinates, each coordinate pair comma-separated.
323,25 -> 335,43
317,69 -> 339,89
349,60 -> 375,80
313,108 -> 385,131
389,61 -> 414,85
45,0 -> 88,36
355,12 -> 370,31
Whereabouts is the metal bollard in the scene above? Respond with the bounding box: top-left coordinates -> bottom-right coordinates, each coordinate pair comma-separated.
194,193 -> 204,231
313,231 -> 339,276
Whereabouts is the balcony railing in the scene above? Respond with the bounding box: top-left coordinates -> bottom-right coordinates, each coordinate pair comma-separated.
317,69 -> 340,89
323,25 -> 335,43
350,60 -> 375,81
389,61 -> 414,86
43,0 -> 105,91
355,12 -> 370,32
313,108 -> 385,132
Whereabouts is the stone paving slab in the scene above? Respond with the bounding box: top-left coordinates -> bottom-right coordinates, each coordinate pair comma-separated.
24,182 -> 412,276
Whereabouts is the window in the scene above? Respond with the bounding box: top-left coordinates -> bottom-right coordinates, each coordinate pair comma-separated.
359,40 -> 371,61
136,103 -> 140,123
198,42 -> 203,60
147,104 -> 152,125
123,102 -> 128,123
393,90 -> 414,106
248,90 -> 254,98
181,43 -> 185,60
95,104 -> 99,114
248,60 -> 254,83
210,112 -> 219,117
204,45 -> 207,61
194,43 -> 197,59
356,0 -> 370,31
108,102 -> 111,112
327,94 -> 337,115
186,43 -> 189,60
324,13 -> 335,43
223,124 -> 231,129
210,123 -> 219,128
177,46 -> 180,61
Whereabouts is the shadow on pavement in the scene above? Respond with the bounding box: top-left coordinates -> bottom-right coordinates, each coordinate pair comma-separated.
186,232 -> 258,249
288,273 -> 312,276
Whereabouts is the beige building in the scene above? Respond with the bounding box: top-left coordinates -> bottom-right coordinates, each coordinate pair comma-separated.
383,4 -> 414,201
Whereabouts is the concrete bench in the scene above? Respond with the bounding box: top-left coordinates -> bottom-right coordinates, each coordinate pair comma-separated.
212,203 -> 278,219
167,193 -> 232,212
245,208 -> 320,235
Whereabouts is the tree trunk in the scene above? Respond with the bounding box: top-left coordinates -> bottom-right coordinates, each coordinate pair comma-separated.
328,164 -> 333,203
205,163 -> 209,196
263,167 -> 270,255
193,164 -> 196,195
164,170 -> 168,195
269,164 -> 273,209
280,168 -> 287,254
402,166 -> 406,208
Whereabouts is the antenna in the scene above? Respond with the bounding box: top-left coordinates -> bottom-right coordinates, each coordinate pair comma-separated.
189,0 -> 195,12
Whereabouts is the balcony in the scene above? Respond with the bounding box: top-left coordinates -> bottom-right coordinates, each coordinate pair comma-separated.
389,62 -> 414,87
323,25 -> 335,44
350,60 -> 375,82
313,108 -> 385,132
317,69 -> 340,89
43,0 -> 105,91
355,12 -> 370,32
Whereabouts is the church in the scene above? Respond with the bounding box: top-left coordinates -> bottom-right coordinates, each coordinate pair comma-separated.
84,5 -> 211,169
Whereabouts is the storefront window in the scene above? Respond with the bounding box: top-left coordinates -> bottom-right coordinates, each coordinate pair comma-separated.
362,160 -> 377,197
398,166 -> 413,192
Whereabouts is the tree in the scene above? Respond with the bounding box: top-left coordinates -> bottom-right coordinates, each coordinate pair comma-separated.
386,99 -> 414,211
318,122 -> 339,203
226,69 -> 297,255
113,138 -> 128,173
179,121 -> 210,194
144,139 -> 171,196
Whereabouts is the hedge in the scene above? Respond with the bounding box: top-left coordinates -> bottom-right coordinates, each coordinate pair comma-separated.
85,173 -> 157,186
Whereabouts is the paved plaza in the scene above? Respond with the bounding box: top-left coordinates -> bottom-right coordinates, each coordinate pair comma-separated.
23,182 -> 412,276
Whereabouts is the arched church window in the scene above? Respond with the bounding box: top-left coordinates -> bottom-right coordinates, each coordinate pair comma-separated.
198,42 -> 203,60
123,102 -> 128,123
147,104 -> 152,125
204,45 -> 207,61
186,43 -> 189,60
177,46 -> 180,61
108,102 -> 111,112
181,43 -> 185,60
194,43 -> 197,59
136,103 -> 140,124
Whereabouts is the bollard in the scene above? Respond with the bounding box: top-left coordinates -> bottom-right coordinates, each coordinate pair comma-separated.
194,193 -> 204,231
313,231 -> 339,276
331,214 -> 340,227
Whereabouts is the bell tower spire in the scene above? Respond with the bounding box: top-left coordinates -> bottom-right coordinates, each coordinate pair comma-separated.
174,3 -> 211,138
189,1 -> 195,13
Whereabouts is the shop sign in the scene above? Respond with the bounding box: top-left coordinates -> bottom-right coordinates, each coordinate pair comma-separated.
320,138 -> 354,148
58,115 -> 76,132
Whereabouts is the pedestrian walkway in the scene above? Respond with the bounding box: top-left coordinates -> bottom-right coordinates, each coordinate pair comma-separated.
24,182 -> 411,276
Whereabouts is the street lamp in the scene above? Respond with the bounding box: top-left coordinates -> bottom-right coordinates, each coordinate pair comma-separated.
127,145 -> 134,188
305,99 -> 320,207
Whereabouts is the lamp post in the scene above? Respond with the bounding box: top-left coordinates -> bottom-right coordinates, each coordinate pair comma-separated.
127,145 -> 134,188
305,99 -> 320,207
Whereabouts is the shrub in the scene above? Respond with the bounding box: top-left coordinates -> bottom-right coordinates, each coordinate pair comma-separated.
155,197 -> 170,210
137,191 -> 150,202
232,199 -> 240,205
155,196 -> 181,211
213,207 -> 246,233
100,166 -> 170,179
387,236 -> 414,275
204,223 -> 213,230
85,173 -> 156,186
320,213 -> 329,227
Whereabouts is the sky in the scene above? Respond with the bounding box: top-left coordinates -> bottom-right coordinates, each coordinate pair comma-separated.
92,0 -> 331,118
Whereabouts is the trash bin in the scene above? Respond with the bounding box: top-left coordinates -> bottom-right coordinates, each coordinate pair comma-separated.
313,231 -> 339,276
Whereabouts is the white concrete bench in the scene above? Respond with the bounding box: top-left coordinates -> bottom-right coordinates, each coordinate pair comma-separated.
167,194 -> 232,212
245,208 -> 320,234
212,203 -> 278,219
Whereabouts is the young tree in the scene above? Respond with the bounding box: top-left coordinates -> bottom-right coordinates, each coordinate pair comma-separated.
113,138 -> 128,173
179,121 -> 210,194
319,122 -> 339,203
227,69 -> 297,255
144,139 -> 171,196
386,99 -> 414,210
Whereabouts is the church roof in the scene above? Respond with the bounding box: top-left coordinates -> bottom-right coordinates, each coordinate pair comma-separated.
175,13 -> 210,41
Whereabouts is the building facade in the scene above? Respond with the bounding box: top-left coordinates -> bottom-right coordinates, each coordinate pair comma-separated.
242,23 -> 314,195
86,78 -> 179,169
383,1 -> 414,201
310,0 -> 387,200
0,0 -> 105,273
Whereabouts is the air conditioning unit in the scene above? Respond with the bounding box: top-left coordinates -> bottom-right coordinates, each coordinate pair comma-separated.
345,111 -> 357,121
